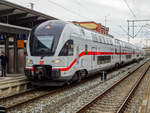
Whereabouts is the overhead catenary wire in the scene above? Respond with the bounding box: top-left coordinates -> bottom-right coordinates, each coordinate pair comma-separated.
119,24 -> 144,38
119,25 -> 133,38
74,0 -> 89,11
47,0 -> 93,20
122,0 -> 136,18
133,25 -> 144,37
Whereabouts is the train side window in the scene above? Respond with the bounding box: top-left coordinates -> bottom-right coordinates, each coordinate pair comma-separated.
106,38 -> 109,44
85,44 -> 88,54
58,40 -> 74,56
92,47 -> 96,61
126,55 -> 131,59
115,48 -> 117,53
110,38 -> 113,45
115,39 -> 118,46
98,36 -> 102,43
97,56 -> 101,65
97,56 -> 111,65
80,29 -> 85,36
76,46 -> 79,64
103,37 -> 106,44
92,33 -> 98,42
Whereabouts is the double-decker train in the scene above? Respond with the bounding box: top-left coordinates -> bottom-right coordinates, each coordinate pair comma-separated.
24,20 -> 144,86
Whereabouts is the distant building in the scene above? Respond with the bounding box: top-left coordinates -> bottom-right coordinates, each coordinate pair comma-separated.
73,21 -> 109,36
143,47 -> 150,57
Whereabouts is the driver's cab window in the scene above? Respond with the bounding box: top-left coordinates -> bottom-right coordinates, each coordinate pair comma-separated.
59,40 -> 74,56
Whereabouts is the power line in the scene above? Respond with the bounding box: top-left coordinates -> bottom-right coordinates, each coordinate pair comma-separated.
74,0 -> 88,11
47,0 -> 93,20
134,25 -> 144,37
122,0 -> 136,17
119,25 -> 133,38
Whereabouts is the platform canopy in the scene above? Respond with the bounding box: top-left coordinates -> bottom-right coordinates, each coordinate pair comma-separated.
0,22 -> 31,34
0,0 -> 57,31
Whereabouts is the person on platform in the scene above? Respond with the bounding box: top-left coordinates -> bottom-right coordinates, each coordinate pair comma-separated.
0,51 -> 8,77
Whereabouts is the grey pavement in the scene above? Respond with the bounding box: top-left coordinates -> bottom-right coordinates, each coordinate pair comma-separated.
0,71 -> 25,81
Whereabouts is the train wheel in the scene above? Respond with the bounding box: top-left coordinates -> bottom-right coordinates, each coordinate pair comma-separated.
81,70 -> 87,79
66,81 -> 71,85
77,72 -> 81,82
115,63 -> 119,69
71,73 -> 78,82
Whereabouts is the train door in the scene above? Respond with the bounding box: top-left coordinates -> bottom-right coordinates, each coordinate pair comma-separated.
67,40 -> 74,68
119,46 -> 121,63
58,40 -> 73,69
76,45 -> 79,65
91,47 -> 97,69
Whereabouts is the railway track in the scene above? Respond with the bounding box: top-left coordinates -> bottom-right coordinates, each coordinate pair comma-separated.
0,86 -> 73,112
0,88 -> 53,111
0,71 -> 108,112
76,60 -> 150,113
0,60 -> 147,113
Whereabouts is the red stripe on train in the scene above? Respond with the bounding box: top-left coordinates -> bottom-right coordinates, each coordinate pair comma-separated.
25,51 -> 141,72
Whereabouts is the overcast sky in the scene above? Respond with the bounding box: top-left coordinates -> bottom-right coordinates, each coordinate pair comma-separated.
6,0 -> 150,47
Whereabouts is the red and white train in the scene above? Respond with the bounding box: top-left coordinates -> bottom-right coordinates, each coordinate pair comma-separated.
24,20 -> 144,86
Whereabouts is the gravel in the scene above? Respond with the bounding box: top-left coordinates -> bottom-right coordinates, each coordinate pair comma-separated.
8,59 -> 147,113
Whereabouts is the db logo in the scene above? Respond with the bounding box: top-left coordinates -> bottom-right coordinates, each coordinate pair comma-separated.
39,60 -> 44,64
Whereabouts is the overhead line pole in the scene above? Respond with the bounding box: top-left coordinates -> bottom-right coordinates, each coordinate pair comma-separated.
133,20 -> 134,39
127,19 -> 150,42
29,2 -> 34,10
127,20 -> 129,42
128,19 -> 150,22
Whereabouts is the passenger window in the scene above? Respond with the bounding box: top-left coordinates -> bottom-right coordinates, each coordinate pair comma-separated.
115,48 -> 117,53
103,37 -> 106,44
98,36 -> 102,43
92,33 -> 98,42
109,39 -> 112,45
97,56 -> 111,64
92,47 -> 96,61
76,46 -> 79,64
85,44 -> 88,54
81,29 -> 85,36
59,40 -> 74,56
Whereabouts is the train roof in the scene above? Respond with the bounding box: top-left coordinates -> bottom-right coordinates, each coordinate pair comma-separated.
36,20 -> 143,50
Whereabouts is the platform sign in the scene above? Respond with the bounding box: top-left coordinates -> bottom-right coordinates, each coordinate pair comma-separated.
17,40 -> 24,48
9,37 -> 14,42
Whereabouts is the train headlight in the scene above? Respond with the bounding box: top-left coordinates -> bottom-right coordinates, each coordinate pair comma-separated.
26,59 -> 33,66
52,59 -> 61,63
55,59 -> 61,63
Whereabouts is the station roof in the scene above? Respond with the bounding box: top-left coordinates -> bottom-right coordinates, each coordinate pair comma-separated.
0,22 -> 31,34
0,0 -> 57,30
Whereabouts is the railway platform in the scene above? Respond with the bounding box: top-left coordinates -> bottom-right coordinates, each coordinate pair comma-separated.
0,72 -> 29,97
139,74 -> 150,113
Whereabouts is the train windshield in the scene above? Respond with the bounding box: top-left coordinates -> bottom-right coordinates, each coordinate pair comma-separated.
30,35 -> 54,56
37,35 -> 54,49
29,20 -> 66,56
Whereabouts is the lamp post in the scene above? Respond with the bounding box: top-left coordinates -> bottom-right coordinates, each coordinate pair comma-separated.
104,14 -> 110,35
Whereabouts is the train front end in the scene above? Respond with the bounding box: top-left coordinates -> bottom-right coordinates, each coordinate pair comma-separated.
24,20 -> 67,86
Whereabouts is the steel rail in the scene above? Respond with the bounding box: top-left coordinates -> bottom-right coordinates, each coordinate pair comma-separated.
0,88 -> 35,100
116,64 -> 150,113
0,60 -> 148,112
5,86 -> 70,111
76,60 -> 149,113
4,70 -> 104,112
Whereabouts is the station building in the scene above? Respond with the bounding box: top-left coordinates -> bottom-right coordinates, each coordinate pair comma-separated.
143,48 -> 150,57
73,21 -> 109,35
0,0 -> 57,74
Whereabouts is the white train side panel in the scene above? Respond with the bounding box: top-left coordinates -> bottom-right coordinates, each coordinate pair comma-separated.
24,20 -> 144,86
